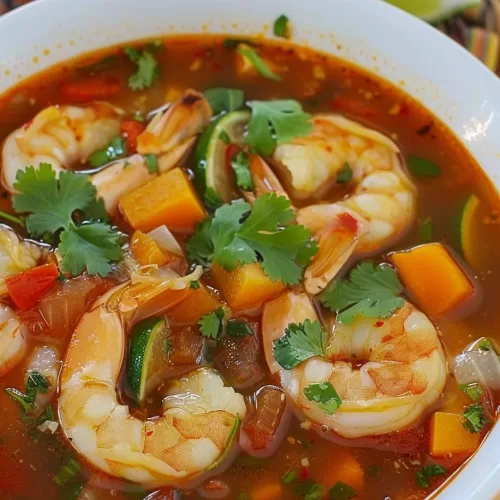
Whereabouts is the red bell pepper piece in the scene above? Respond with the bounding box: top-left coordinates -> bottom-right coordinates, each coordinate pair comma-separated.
6,263 -> 59,310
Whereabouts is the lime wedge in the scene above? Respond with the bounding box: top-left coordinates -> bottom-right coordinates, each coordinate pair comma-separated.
384,0 -> 481,22
127,316 -> 171,404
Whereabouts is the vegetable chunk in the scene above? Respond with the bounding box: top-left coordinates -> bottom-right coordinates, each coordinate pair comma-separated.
120,168 -> 206,233
430,412 -> 480,456
212,262 -> 285,311
391,243 -> 474,317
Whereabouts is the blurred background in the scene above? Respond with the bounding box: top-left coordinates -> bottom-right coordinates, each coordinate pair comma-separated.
0,0 -> 498,75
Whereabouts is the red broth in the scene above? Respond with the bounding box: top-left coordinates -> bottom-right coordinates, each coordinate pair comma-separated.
0,34 -> 498,500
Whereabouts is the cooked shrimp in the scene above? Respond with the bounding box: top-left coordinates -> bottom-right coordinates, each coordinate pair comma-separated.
272,115 -> 417,294
262,291 -> 447,439
58,266 -> 246,487
2,102 -> 122,192
0,226 -> 42,296
0,303 -> 25,376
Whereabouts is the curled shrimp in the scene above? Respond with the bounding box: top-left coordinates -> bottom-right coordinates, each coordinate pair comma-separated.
1,102 -> 122,193
262,291 -> 447,439
58,266 -> 246,487
272,115 -> 417,294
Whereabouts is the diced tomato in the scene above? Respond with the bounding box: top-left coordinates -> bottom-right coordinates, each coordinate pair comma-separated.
6,264 -> 59,310
299,466 -> 310,480
225,143 -> 241,171
121,120 -> 146,154
60,76 -> 121,103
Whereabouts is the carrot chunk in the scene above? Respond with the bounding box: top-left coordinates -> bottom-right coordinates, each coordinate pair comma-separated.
430,412 -> 480,457
212,263 -> 285,311
167,285 -> 221,324
311,448 -> 364,491
390,243 -> 475,317
119,168 -> 206,233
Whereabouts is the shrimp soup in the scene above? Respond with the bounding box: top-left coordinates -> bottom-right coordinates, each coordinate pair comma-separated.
0,29 -> 499,500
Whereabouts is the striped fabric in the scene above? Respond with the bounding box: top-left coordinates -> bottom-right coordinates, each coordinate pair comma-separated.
0,0 -> 499,75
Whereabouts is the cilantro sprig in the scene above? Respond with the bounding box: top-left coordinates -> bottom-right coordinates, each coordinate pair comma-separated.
273,319 -> 326,369
463,403 -> 489,433
186,194 -> 317,285
416,464 -> 447,488
125,47 -> 159,91
231,152 -> 254,191
246,100 -> 313,156
198,307 -> 225,339
321,262 -> 404,325
13,164 -> 122,277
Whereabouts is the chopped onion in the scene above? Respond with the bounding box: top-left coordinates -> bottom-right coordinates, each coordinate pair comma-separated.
453,349 -> 500,389
148,225 -> 183,256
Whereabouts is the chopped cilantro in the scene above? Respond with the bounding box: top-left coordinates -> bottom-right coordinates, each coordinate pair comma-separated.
416,464 -> 447,488
237,44 -> 282,81
367,464 -> 381,477
246,100 -> 313,156
190,280 -> 201,289
281,470 -> 297,484
54,457 -> 81,486
88,135 -> 127,167
227,319 -> 253,337
273,14 -> 290,38
198,307 -> 225,339
5,371 -> 50,414
305,485 -> 324,500
303,382 -> 342,415
478,338 -> 493,351
231,151 -> 254,191
13,164 -> 122,276
295,480 -> 321,496
144,154 -> 159,173
204,87 -> 245,115
336,163 -> 353,184
321,262 -> 404,325
329,482 -> 357,499
408,155 -> 441,178
463,403 -> 489,433
186,194 -> 317,285
419,216 -> 433,243
273,319 -> 327,370
125,47 -> 159,91
459,384 -> 483,403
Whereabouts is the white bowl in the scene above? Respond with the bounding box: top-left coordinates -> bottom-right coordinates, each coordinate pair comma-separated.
0,0 -> 499,498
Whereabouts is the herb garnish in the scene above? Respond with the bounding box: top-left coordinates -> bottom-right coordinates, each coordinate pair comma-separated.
336,163 -> 353,184
329,482 -> 357,499
13,164 -> 122,276
463,403 -> 489,432
204,87 -> 245,115
274,14 -> 290,38
5,371 -> 50,414
125,47 -> 159,91
303,382 -> 342,415
273,319 -> 327,370
144,154 -> 159,173
321,262 -> 404,325
88,136 -> 127,168
186,194 -> 317,285
231,151 -> 254,191
407,155 -> 441,178
416,464 -> 447,488
246,100 -> 313,156
237,44 -> 282,81
227,319 -> 253,337
459,383 -> 483,403
198,307 -> 225,339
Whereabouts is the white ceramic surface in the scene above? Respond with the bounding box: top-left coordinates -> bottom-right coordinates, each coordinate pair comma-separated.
0,0 -> 499,498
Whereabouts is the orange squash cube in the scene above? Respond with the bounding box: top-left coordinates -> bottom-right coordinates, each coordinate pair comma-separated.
167,285 -> 221,324
430,412 -> 480,457
391,243 -> 474,317
212,263 -> 286,311
130,230 -> 169,267
119,168 -> 206,233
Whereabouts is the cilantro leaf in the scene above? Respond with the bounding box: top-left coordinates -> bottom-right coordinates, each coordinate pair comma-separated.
321,262 -> 404,325
186,217 -> 214,267
463,403 -> 489,433
190,280 -> 201,289
198,307 -> 225,339
204,88 -> 245,115
236,45 -> 281,81
273,14 -> 290,38
13,165 -> 96,236
125,48 -> 159,91
5,371 -> 50,414
227,319 -> 253,337
303,382 -> 342,415
459,384 -> 483,403
336,163 -> 352,184
246,100 -> 313,156
416,464 -> 447,488
281,470 -> 297,484
81,198 -> 109,222
59,223 -> 122,277
329,482 -> 357,500
231,152 -> 254,191
478,338 -> 493,351
273,319 -> 326,370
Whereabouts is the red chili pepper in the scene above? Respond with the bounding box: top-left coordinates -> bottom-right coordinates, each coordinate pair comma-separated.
121,120 -> 146,154
225,143 -> 240,171
375,321 -> 385,328
60,76 -> 121,103
6,263 -> 59,310
299,466 -> 310,480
